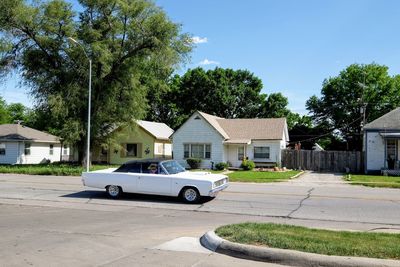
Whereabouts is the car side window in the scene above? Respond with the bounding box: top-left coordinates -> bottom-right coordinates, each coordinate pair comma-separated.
127,163 -> 141,173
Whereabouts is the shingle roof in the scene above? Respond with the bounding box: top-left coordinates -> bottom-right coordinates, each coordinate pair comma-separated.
198,111 -> 229,139
0,124 -> 60,142
197,111 -> 287,141
364,107 -> 400,130
137,120 -> 174,140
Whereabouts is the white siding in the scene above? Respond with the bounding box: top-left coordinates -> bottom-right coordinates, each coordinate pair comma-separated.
366,132 -> 385,171
19,142 -> 66,164
0,142 -> 19,164
172,115 -> 225,169
248,140 -> 282,164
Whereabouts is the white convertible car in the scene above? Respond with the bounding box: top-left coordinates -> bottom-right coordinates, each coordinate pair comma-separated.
82,159 -> 229,203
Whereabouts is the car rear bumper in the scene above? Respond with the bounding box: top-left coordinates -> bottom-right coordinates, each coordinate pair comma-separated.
208,183 -> 229,197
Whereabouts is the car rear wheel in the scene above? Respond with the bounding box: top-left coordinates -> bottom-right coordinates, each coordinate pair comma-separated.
106,185 -> 122,198
181,187 -> 200,203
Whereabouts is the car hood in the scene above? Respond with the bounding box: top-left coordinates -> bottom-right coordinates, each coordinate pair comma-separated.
172,171 -> 227,182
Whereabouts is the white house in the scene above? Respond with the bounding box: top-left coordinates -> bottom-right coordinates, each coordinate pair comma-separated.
0,124 -> 73,164
364,107 -> 400,174
171,111 -> 289,169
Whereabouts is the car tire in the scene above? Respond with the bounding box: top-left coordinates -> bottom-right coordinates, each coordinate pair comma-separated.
106,185 -> 122,199
181,187 -> 200,203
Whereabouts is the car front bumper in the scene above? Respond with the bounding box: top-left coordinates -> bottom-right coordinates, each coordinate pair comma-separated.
208,183 -> 229,197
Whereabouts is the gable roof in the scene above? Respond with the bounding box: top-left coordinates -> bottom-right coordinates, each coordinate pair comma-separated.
137,120 -> 174,140
185,111 -> 288,141
0,124 -> 60,143
217,117 -> 287,140
364,107 -> 400,130
197,111 -> 229,139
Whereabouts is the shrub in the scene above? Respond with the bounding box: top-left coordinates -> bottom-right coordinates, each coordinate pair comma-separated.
241,159 -> 255,170
186,158 -> 201,169
215,162 -> 229,171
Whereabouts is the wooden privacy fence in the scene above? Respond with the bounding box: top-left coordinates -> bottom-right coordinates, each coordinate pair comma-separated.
281,150 -> 363,173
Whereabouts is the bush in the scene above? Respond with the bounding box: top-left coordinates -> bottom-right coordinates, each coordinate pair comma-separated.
215,162 -> 229,171
186,158 -> 201,169
240,160 -> 255,170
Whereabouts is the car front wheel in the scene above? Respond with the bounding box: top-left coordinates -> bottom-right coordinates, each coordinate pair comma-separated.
106,185 -> 122,198
181,187 -> 200,203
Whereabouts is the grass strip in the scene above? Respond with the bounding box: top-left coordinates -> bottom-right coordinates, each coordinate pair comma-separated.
345,174 -> 400,188
216,223 -> 400,260
0,164 -> 117,176
227,170 -> 301,182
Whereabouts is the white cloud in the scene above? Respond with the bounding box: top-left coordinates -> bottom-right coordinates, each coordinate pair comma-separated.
191,36 -> 208,44
199,59 -> 220,65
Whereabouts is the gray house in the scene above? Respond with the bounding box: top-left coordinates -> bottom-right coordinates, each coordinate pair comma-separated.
0,124 -> 74,164
364,108 -> 400,174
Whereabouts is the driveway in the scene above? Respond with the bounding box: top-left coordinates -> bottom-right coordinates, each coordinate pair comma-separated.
282,171 -> 348,187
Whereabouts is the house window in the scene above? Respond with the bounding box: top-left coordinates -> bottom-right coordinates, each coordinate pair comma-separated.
126,143 -> 138,157
184,144 -> 190,158
254,146 -> 270,159
238,146 -> 244,161
205,145 -> 211,159
156,143 -> 164,155
24,143 -> 31,155
184,144 -> 211,159
0,143 -> 5,155
49,144 -> 54,155
63,144 -> 68,155
386,139 -> 397,160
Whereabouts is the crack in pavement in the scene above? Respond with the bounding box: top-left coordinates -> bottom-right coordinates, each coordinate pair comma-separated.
287,187 -> 314,218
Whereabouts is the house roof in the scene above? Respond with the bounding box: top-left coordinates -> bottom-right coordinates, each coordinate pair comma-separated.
0,124 -> 60,143
137,120 -> 174,140
197,111 -> 288,141
364,107 -> 400,130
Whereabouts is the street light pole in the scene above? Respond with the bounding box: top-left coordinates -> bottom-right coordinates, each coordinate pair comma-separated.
68,37 -> 92,172
87,59 -> 92,172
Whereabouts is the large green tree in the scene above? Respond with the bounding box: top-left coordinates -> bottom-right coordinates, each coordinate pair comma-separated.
0,0 -> 191,163
146,67 -> 294,129
306,63 -> 400,150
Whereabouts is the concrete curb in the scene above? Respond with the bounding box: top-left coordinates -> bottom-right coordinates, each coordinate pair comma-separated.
290,170 -> 305,179
200,231 -> 400,267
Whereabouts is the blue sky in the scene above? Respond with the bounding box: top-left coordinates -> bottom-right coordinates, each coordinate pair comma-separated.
2,0 -> 400,114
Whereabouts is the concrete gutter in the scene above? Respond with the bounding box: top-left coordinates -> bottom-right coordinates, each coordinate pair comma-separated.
200,231 -> 400,267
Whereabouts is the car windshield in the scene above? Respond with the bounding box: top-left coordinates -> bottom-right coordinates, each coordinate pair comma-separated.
161,160 -> 186,175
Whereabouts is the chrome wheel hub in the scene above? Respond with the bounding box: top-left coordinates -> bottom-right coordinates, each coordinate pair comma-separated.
184,189 -> 197,202
108,185 -> 119,197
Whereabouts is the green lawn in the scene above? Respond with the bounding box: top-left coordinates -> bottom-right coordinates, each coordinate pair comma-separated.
216,223 -> 400,260
0,163 -> 118,176
227,170 -> 301,182
345,174 -> 400,188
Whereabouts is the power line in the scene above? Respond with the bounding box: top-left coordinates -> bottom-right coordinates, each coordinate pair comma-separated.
288,116 -> 363,145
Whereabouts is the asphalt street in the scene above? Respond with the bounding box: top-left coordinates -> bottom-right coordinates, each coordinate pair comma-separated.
1,171 -> 400,266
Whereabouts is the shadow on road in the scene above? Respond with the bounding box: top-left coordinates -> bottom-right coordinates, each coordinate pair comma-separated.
61,190 -> 214,205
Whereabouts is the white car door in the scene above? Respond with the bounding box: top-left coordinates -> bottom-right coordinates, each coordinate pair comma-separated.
113,163 -> 141,193
137,163 -> 172,195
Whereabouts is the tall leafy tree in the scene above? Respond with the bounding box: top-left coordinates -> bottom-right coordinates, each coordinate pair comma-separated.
0,96 -> 10,123
0,0 -> 192,163
306,63 -> 400,150
146,67 -> 293,129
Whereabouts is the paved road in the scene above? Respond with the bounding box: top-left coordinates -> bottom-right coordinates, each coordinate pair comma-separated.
1,172 -> 400,266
